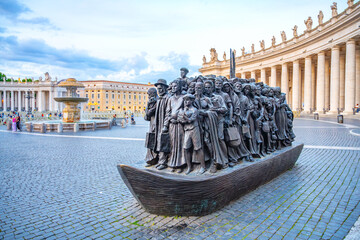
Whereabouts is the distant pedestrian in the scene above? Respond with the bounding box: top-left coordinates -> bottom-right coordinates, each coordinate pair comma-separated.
16,115 -> 21,131
12,116 -> 17,132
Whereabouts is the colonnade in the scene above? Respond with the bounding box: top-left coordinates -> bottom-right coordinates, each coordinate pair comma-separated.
0,89 -> 60,112
238,40 -> 360,114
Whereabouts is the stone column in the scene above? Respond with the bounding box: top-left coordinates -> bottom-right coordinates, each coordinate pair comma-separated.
54,90 -> 59,112
18,90 -> 22,112
261,68 -> 266,83
39,90 -> 43,112
304,56 -> 312,113
344,40 -> 356,113
325,58 -> 330,110
25,91 -> 29,112
10,90 -> 14,111
251,70 -> 256,79
316,51 -> 326,112
340,53 -> 346,110
356,48 -> 360,108
330,46 -> 340,113
270,66 -> 277,87
281,63 -> 289,102
49,89 -> 53,111
292,60 -> 300,110
14,91 -> 18,110
311,61 -> 316,109
32,91 -> 36,111
3,91 -> 7,111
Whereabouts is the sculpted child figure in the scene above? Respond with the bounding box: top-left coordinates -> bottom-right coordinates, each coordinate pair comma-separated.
178,94 -> 206,175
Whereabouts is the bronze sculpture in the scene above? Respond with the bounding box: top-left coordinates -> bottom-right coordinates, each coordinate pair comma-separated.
143,72 -> 297,174
118,68 -> 303,216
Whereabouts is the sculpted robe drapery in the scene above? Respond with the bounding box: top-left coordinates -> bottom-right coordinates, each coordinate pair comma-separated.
154,94 -> 170,153
144,98 -> 157,163
164,94 -> 186,168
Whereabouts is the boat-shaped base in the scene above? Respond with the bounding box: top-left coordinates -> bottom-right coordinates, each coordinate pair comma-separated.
117,142 -> 303,216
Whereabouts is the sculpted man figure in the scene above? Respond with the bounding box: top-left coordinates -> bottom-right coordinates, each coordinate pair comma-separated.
204,80 -> 228,172
305,17 -> 313,31
241,47 -> 245,56
144,88 -> 158,166
292,25 -> 298,38
318,10 -> 324,25
202,55 -> 206,64
271,36 -> 276,47
44,72 -> 51,81
180,67 -> 189,93
280,31 -> 286,42
153,79 -> 170,170
331,2 -> 338,17
260,40 -> 265,50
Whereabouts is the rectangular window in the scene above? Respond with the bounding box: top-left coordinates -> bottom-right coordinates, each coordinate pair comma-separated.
86,94 -> 88,98
97,94 -> 100,98
129,95 -> 131,99
91,94 -> 94,98
106,101 -> 108,104
112,94 -> 115,99
106,93 -> 108,99
123,94 -> 126,99
134,95 -> 136,99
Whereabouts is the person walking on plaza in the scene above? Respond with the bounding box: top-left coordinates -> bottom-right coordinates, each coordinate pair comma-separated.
16,115 -> 21,131
12,116 -> 17,132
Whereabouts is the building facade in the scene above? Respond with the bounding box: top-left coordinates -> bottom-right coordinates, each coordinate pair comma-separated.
0,78 -> 66,112
0,78 -> 153,113
199,1 -> 360,114
78,80 -> 153,112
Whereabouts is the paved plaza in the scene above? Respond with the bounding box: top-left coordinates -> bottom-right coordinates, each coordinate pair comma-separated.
0,116 -> 360,240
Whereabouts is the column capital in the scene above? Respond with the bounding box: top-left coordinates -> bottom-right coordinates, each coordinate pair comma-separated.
317,51 -> 326,56
346,39 -> 356,45
331,45 -> 341,50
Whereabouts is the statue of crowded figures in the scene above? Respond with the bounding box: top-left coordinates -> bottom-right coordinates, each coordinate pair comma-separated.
144,74 -> 296,174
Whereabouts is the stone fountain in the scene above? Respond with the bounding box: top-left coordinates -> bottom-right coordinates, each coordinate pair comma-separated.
54,78 -> 88,123
25,78 -> 112,133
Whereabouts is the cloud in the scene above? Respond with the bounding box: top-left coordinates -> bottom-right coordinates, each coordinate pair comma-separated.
0,35 -> 118,71
0,35 -> 200,84
0,0 -> 30,18
97,52 -> 201,84
0,0 -> 57,29
0,27 -> 6,33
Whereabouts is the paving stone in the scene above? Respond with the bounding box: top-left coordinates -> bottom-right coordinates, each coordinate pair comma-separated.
0,118 -> 359,239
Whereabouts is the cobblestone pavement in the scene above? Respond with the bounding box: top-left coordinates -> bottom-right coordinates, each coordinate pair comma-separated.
0,117 -> 359,240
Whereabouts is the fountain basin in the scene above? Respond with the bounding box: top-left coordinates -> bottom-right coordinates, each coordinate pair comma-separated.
25,120 -> 112,133
53,97 -> 88,102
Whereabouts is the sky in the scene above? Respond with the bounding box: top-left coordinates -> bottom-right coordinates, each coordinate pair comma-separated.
0,0 -> 350,84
